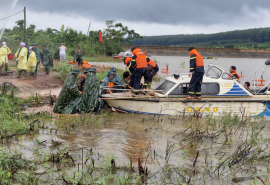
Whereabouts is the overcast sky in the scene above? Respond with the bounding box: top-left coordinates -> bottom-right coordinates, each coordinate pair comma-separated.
1,0 -> 270,36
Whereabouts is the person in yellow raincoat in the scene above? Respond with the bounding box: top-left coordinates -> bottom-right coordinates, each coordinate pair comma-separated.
27,47 -> 37,79
16,42 -> 28,79
0,42 -> 11,75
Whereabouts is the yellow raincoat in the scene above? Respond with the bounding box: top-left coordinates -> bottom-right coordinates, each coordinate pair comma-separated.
27,51 -> 37,73
0,46 -> 11,66
18,47 -> 28,71
15,48 -> 20,58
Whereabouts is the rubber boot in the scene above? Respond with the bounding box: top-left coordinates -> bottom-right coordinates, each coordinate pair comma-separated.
15,71 -> 22,78
4,64 -> 8,74
22,70 -> 27,80
33,73 -> 36,79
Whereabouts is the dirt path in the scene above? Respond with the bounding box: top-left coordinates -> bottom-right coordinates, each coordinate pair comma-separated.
0,60 -> 64,97
1,60 -> 117,98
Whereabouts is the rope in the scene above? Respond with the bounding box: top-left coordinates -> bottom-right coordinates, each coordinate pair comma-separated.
0,10 -> 23,21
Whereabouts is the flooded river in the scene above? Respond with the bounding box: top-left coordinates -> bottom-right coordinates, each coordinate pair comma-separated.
7,108 -> 270,184
8,56 -> 270,184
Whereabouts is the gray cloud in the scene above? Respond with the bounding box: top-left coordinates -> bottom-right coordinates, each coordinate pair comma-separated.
14,0 -> 270,25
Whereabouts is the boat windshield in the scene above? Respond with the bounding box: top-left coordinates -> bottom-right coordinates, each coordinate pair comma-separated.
155,80 -> 176,94
205,66 -> 222,79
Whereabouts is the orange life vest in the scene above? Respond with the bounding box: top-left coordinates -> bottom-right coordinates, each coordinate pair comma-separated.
148,59 -> 157,72
229,70 -> 240,80
106,81 -> 114,94
190,49 -> 204,67
135,52 -> 148,69
80,75 -> 86,88
124,57 -> 132,65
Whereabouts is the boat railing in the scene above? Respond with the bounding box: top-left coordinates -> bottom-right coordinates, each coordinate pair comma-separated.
244,63 -> 270,94
100,85 -> 166,98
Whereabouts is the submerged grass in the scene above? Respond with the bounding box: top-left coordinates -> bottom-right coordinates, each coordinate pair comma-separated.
0,95 -> 51,139
1,90 -> 270,184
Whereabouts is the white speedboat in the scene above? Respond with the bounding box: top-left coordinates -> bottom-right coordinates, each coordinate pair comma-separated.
100,62 -> 270,117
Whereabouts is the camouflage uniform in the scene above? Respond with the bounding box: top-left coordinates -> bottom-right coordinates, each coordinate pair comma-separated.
77,72 -> 100,113
41,47 -> 53,74
74,46 -> 84,66
53,45 -> 60,60
53,73 -> 80,114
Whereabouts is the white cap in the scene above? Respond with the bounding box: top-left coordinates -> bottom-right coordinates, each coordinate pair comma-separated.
29,47 -> 33,50
2,42 -> 6,45
20,42 -> 25,46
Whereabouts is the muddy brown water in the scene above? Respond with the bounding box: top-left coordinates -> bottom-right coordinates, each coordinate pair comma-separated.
6,109 -> 270,184
5,56 -> 270,184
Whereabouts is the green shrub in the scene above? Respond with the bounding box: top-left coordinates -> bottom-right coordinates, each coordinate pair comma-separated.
52,61 -> 74,82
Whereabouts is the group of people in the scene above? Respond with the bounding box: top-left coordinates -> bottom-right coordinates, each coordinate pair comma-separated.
53,67 -> 100,114
120,47 -> 159,96
0,41 -> 53,79
53,43 -> 84,67
185,47 -> 249,100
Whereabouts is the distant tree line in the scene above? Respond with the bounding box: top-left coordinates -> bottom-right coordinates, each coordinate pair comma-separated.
131,27 -> 270,49
1,20 -> 142,56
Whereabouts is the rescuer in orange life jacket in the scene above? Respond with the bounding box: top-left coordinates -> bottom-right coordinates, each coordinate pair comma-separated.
186,47 -> 204,100
147,58 -> 159,89
78,67 -> 91,91
123,55 -> 135,88
130,47 -> 149,97
229,66 -> 240,80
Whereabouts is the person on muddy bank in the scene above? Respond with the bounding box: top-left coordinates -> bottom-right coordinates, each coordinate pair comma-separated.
59,43 -> 67,62
16,42 -> 28,79
74,44 -> 83,66
0,42 -> 11,75
77,68 -> 100,113
186,47 -> 204,100
31,43 -> 40,76
53,68 -> 82,114
27,47 -> 37,79
40,44 -> 53,75
53,44 -> 60,61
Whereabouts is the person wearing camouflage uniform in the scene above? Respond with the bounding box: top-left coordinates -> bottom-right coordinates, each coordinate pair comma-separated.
53,44 -> 60,61
77,68 -> 100,113
53,68 -> 82,114
40,44 -> 53,74
74,44 -> 83,66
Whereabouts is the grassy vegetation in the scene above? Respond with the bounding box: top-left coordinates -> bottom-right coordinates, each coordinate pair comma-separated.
1,90 -> 270,184
0,94 -> 50,138
66,54 -> 121,63
52,61 -> 74,81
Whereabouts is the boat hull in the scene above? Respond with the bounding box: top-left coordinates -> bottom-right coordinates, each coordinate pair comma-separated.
103,98 -> 270,117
